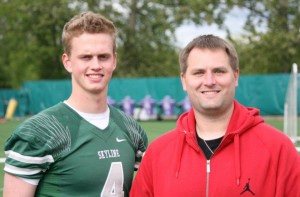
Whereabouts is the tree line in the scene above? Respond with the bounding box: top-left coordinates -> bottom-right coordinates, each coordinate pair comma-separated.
0,0 -> 299,88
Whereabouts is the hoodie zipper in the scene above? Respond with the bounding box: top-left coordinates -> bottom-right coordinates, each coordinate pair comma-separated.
204,134 -> 241,197
206,160 -> 211,197
204,135 -> 227,197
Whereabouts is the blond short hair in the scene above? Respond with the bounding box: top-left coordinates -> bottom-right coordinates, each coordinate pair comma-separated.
62,11 -> 117,55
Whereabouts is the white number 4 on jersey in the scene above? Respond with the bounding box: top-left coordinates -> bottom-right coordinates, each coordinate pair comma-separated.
101,162 -> 124,197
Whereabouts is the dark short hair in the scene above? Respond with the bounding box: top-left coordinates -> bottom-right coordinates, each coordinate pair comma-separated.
179,34 -> 239,73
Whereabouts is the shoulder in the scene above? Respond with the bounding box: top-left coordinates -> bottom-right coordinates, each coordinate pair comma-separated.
41,102 -> 73,116
8,103 -> 73,153
141,129 -> 180,167
15,103 -> 74,133
109,105 -> 142,130
252,123 -> 290,143
148,128 -> 179,151
253,123 -> 300,175
29,102 -> 77,122
109,105 -> 133,120
249,122 -> 298,155
23,102 -> 71,122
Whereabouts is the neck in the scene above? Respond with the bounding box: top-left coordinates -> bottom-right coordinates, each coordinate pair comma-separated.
195,104 -> 234,140
67,91 -> 108,113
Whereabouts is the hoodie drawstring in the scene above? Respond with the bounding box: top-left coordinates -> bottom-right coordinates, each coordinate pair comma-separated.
234,134 -> 241,186
175,130 -> 186,178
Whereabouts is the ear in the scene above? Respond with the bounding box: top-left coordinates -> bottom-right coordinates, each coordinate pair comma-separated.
62,53 -> 72,73
234,68 -> 239,87
180,72 -> 187,92
112,52 -> 117,71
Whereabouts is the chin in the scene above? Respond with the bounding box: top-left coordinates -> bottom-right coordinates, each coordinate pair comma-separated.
200,101 -> 220,108
203,106 -> 220,111
89,87 -> 104,94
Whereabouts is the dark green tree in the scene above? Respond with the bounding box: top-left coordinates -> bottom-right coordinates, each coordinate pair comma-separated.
0,0 -> 78,88
50,0 -> 237,77
228,0 -> 300,74
0,0 -> 236,88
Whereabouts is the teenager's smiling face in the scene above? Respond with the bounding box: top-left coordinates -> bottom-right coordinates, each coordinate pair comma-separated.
62,32 -> 116,95
181,48 -> 239,115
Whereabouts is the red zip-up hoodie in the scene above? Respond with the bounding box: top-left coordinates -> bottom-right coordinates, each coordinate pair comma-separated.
131,100 -> 300,197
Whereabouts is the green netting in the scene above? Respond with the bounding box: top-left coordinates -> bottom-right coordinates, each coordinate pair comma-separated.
236,74 -> 290,115
108,77 -> 186,102
23,80 -> 72,114
0,89 -> 29,117
0,74 -> 296,118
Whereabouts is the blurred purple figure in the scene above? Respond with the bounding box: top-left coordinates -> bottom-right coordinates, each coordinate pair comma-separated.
180,96 -> 192,112
160,95 -> 176,116
140,95 -> 156,116
120,96 -> 135,116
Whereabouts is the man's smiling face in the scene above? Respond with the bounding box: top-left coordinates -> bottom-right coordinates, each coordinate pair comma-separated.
181,48 -> 239,115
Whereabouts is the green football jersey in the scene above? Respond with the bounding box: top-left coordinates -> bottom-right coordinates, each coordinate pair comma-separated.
4,103 -> 148,197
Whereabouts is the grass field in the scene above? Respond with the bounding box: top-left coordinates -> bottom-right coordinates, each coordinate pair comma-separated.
0,117 -> 298,195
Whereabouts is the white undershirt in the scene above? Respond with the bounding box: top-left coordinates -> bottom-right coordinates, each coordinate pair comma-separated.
20,101 -> 110,185
64,100 -> 110,129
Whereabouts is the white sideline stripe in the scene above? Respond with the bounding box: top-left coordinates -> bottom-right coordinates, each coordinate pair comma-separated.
0,158 -> 5,163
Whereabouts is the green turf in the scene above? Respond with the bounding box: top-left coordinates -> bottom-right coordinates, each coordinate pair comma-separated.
139,120 -> 176,142
0,163 -> 3,195
0,117 -> 297,195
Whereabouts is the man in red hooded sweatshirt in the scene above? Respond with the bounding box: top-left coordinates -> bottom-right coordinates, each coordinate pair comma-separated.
130,34 -> 300,197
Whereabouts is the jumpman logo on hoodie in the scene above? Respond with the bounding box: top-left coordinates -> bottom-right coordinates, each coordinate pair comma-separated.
240,178 -> 255,196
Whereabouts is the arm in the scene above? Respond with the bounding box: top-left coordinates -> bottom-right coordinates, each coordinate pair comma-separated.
276,140 -> 300,197
130,148 -> 154,197
135,127 -> 148,170
3,173 -> 37,197
284,149 -> 300,196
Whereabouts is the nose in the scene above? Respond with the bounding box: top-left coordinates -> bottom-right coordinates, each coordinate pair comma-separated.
204,72 -> 216,86
91,57 -> 103,69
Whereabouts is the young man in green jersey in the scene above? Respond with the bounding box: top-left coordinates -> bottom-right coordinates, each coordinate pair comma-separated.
3,11 -> 148,197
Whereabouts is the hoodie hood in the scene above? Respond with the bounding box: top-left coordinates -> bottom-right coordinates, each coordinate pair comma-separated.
175,100 -> 264,185
176,100 -> 264,137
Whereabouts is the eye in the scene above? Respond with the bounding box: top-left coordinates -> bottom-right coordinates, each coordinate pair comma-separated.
215,69 -> 226,74
193,70 -> 204,76
98,54 -> 110,60
80,55 -> 92,61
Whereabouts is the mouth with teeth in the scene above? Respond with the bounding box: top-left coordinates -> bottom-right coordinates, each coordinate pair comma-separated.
201,90 -> 220,94
86,74 -> 104,79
